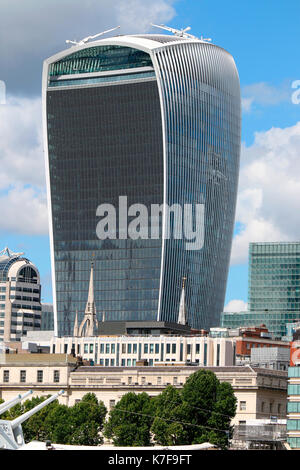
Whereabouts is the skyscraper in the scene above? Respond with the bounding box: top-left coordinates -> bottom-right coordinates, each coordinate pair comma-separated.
221,242 -> 300,337
0,247 -> 42,343
43,32 -> 241,336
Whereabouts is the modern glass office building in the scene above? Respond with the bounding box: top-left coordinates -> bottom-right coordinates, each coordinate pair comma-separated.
221,242 -> 300,338
43,34 -> 241,336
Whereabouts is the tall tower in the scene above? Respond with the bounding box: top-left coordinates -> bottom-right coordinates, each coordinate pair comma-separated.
42,32 -> 241,336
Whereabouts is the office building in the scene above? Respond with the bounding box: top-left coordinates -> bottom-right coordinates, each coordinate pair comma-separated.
41,303 -> 54,331
50,334 -> 235,367
0,247 -> 42,344
221,242 -> 300,337
42,31 -> 241,336
0,354 -> 287,428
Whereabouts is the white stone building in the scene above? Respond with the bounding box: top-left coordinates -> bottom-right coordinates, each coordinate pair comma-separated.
0,248 -> 42,344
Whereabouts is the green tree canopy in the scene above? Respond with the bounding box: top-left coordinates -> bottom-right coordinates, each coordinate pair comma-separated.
180,369 -> 237,449
151,385 -> 190,446
104,392 -> 155,447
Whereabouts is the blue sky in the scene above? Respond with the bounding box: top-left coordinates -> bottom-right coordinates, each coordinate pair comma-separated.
0,0 -> 300,312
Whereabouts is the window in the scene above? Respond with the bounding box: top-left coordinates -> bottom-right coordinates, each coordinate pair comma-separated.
155,344 -> 159,354
84,344 -> 88,354
240,401 -> 246,411
128,344 -> 132,354
3,370 -> 9,383
100,344 -> 104,354
20,370 -> 26,383
105,344 -> 110,354
144,344 -> 148,354
64,344 -> 68,354
166,344 -> 171,354
133,344 -> 137,354
172,344 -> 176,354
122,344 -> 126,354
109,400 -> 115,409
150,344 -> 154,354
53,370 -> 60,383
89,344 -> 94,354
37,370 -> 43,383
111,344 -> 115,354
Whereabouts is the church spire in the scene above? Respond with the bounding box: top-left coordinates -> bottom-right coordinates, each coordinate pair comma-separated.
178,276 -> 187,325
78,260 -> 99,337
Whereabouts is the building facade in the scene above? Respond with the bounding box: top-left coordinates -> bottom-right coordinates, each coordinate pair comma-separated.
50,334 -> 236,367
42,33 -> 241,336
41,303 -> 54,331
221,242 -> 300,338
0,248 -> 42,344
0,354 -> 287,428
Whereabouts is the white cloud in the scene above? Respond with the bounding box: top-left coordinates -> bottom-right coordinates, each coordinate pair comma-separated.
0,185 -> 48,235
0,96 -> 47,234
241,81 -> 292,112
0,96 -> 44,189
231,121 -> 300,265
224,299 -> 248,313
0,0 -> 178,95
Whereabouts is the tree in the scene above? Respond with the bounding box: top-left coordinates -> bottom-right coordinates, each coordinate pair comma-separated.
180,369 -> 236,448
69,393 -> 107,446
104,392 -> 155,446
151,386 -> 190,446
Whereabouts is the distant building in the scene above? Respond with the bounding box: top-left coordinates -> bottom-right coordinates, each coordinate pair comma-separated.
50,334 -> 235,367
0,247 -> 42,344
250,347 -> 290,371
0,354 -> 287,428
41,303 -> 54,331
221,242 -> 300,338
285,325 -> 300,449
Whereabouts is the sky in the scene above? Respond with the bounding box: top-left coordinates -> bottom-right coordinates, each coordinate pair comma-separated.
0,0 -> 300,311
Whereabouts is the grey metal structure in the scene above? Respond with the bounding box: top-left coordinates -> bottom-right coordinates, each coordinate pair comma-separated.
0,390 -> 64,449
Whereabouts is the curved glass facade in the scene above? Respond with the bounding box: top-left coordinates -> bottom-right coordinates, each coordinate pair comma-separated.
44,38 -> 241,335
155,42 -> 241,329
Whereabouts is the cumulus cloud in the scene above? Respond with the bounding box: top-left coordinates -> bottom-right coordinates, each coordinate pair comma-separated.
224,299 -> 248,313
0,185 -> 48,235
0,96 -> 44,189
0,0 -> 177,95
241,81 -> 292,113
0,95 -> 47,234
231,121 -> 300,265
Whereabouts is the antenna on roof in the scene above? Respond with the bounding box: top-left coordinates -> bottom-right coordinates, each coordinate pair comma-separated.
151,23 -> 212,42
66,26 -> 120,46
